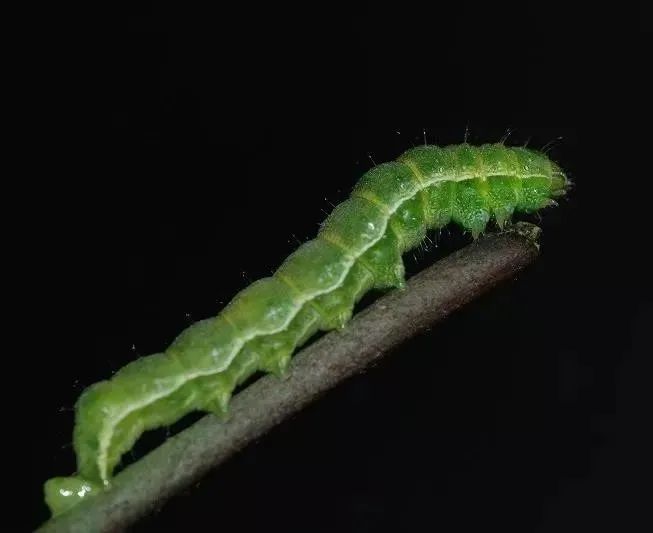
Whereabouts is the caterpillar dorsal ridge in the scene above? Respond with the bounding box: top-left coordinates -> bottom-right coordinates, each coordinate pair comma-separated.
43,143 -> 569,516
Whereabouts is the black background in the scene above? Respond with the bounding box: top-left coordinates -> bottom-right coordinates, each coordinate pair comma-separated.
31,2 -> 650,532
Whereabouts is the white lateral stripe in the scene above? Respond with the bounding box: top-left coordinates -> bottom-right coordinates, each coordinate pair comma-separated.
96,170 -> 550,480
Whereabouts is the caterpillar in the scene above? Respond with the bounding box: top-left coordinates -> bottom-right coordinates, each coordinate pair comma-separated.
44,142 -> 569,516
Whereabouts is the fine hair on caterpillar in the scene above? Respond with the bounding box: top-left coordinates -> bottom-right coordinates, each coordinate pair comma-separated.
43,142 -> 570,517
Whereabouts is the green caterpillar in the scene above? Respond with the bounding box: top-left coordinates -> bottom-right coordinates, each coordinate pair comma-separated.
44,143 -> 569,516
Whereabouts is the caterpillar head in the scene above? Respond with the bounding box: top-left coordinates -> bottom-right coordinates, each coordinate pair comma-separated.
44,476 -> 101,516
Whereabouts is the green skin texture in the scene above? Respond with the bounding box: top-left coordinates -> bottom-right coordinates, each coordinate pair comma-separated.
44,143 -> 568,515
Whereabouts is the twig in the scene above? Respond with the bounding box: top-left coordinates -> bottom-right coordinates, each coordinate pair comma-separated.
37,223 -> 541,533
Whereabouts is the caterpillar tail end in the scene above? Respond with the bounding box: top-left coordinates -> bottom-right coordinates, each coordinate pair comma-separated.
44,476 -> 101,517
550,162 -> 571,197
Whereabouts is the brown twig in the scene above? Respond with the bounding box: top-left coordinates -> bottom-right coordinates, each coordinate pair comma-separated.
37,223 -> 541,533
